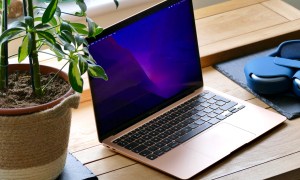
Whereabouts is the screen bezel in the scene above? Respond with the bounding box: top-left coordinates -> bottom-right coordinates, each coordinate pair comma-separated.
87,0 -> 203,142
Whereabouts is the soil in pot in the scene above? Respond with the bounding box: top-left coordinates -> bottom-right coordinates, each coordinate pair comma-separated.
0,71 -> 70,108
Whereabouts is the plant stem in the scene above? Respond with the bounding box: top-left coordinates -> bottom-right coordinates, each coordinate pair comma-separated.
23,0 -> 36,92
28,0 -> 42,96
0,0 -> 8,90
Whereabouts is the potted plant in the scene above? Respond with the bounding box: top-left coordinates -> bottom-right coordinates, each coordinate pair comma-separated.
0,0 -> 118,179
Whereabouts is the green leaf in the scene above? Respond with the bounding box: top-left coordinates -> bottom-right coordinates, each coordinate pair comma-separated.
43,41 -> 65,60
60,21 -> 72,33
76,0 -> 87,13
87,55 -> 96,64
9,21 -> 27,29
34,17 -> 42,22
35,23 -> 51,30
0,0 -> 11,9
18,33 -> 32,62
64,43 -> 75,52
55,6 -> 61,17
0,27 -> 25,44
114,0 -> 119,8
25,16 -> 34,28
49,16 -> 58,26
37,31 -> 56,44
78,55 -> 88,75
70,22 -> 88,35
86,17 -> 103,38
75,34 -> 84,47
88,64 -> 108,80
61,30 -> 75,45
83,47 -> 89,54
42,0 -> 59,23
69,61 -> 83,93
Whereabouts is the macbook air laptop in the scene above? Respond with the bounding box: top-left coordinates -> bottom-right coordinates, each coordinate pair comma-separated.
87,0 -> 286,179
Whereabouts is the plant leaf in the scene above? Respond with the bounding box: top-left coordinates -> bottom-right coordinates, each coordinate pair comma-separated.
61,30 -> 75,45
60,21 -> 72,33
35,23 -> 51,30
64,43 -> 75,52
9,21 -> 27,29
78,55 -> 88,75
69,61 -> 83,93
42,0 -> 59,23
18,33 -> 32,62
75,34 -> 84,47
88,64 -> 108,80
25,16 -> 34,28
114,0 -> 119,8
70,22 -> 88,35
86,17 -> 103,38
75,0 -> 87,13
43,41 -> 65,60
37,31 -> 56,44
0,27 -> 25,44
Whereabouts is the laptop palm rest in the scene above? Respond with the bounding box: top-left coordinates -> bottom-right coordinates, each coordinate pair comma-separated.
150,123 -> 255,179
185,122 -> 255,160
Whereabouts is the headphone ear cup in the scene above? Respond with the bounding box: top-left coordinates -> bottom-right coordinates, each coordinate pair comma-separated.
244,57 -> 295,94
292,71 -> 300,97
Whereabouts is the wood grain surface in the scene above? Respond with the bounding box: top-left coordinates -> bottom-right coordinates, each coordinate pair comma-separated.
37,0 -> 300,179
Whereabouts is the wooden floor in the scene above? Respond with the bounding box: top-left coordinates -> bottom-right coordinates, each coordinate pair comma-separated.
28,0 -> 300,179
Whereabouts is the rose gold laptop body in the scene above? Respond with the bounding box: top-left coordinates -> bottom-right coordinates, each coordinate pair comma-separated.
88,0 -> 286,179
103,87 -> 284,179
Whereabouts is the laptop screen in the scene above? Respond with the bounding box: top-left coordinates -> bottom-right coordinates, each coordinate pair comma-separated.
88,0 -> 203,141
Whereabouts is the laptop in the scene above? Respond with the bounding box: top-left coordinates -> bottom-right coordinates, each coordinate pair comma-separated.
87,0 -> 286,179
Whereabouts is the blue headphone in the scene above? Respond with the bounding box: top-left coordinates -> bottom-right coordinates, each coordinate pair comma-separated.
244,40 -> 300,97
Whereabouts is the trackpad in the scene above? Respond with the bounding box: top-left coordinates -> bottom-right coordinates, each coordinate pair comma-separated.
185,123 -> 256,160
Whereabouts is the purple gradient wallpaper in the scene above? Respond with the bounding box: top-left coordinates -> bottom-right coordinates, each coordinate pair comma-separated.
88,0 -> 202,139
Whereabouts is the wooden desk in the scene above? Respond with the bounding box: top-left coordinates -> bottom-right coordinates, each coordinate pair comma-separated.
66,0 -> 300,179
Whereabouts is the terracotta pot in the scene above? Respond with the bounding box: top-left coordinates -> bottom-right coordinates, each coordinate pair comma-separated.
0,64 -> 80,180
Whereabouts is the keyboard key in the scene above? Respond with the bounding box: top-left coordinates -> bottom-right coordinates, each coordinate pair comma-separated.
200,116 -> 211,121
139,150 -> 151,157
154,150 -> 165,156
201,102 -> 210,107
176,123 -> 212,143
194,119 -> 205,125
125,142 -> 139,150
168,141 -> 179,148
162,138 -> 172,144
207,98 -> 217,104
132,145 -> 147,153
161,146 -> 172,152
207,112 -> 218,118
216,114 -> 226,120
146,154 -> 158,160
238,105 -> 245,110
214,108 -> 224,114
225,112 -> 233,117
197,111 -> 207,117
155,141 -> 166,148
220,101 -> 238,111
188,123 -> 199,129
195,105 -> 205,111
144,140 -> 155,146
148,145 -> 159,152
203,108 -> 213,113
208,118 -> 220,125
117,141 -> 129,147
209,104 -> 219,110
203,92 -> 215,99
213,95 -> 230,103
216,101 -> 226,106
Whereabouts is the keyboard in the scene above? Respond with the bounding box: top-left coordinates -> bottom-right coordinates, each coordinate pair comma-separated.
113,90 -> 245,160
